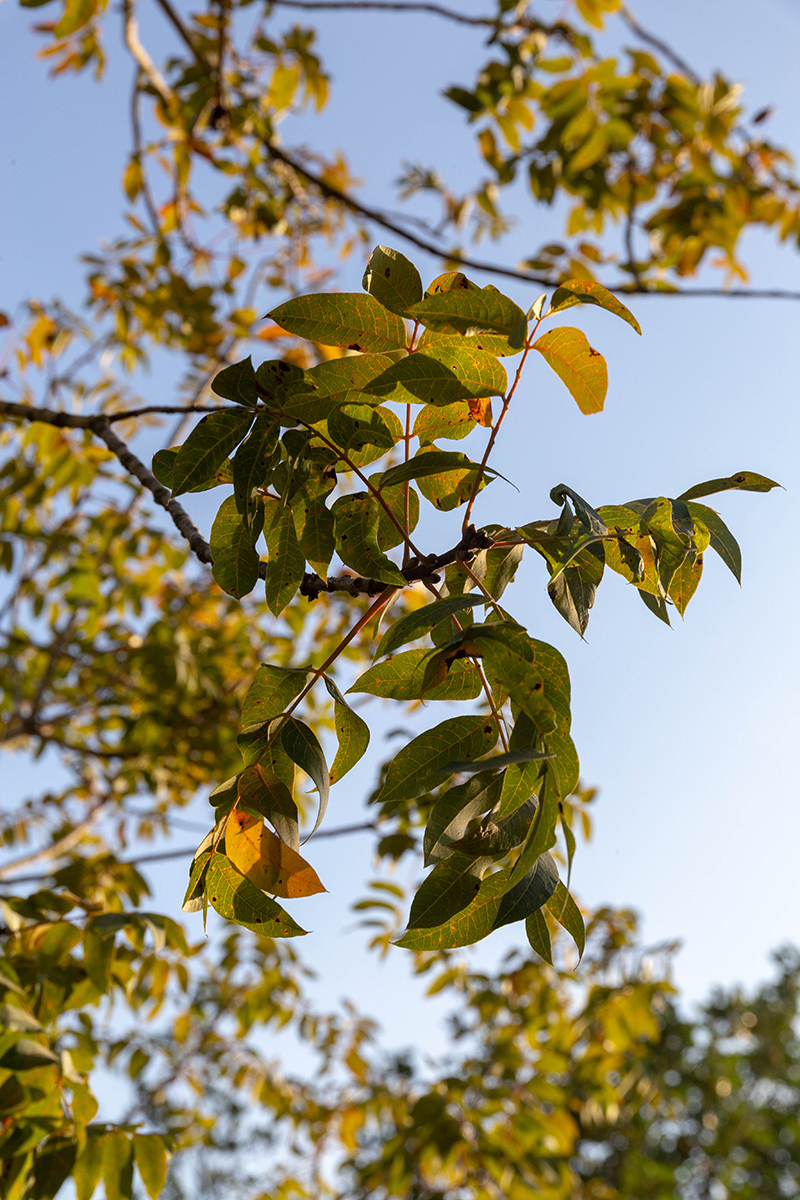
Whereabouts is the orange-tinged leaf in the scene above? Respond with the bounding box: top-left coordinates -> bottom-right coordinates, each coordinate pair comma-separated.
533,326 -> 608,414
467,395 -> 493,427
225,811 -> 326,898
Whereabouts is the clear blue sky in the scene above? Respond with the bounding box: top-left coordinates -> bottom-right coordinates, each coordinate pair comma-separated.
2,0 -> 799,1054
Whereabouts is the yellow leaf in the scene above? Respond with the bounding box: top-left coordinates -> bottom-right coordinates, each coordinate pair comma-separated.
467,396 -> 493,427
225,811 -> 326,899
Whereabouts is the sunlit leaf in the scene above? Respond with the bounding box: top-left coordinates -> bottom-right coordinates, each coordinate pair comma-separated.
323,676 -> 370,783
225,810 -> 325,897
171,410 -> 254,495
548,279 -> 642,334
362,245 -> 423,316
375,715 -> 498,805
267,293 -> 408,352
206,853 -> 307,936
533,326 -> 608,414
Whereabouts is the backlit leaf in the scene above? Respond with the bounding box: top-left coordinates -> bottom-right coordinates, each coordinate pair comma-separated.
263,499 -> 306,615
685,500 -> 741,582
241,664 -> 308,729
133,1135 -> 168,1200
376,594 -> 486,658
423,772 -> 504,866
375,715 -> 497,806
677,470 -> 780,502
171,410 -> 254,495
362,245 -> 423,315
548,279 -> 642,334
395,868 -> 511,950
349,649 -> 482,702
546,880 -> 585,958
533,326 -> 608,414
331,493 -> 406,586
152,447 -> 233,492
210,494 -> 263,599
361,346 -> 507,406
323,676 -> 370,783
409,284 -> 526,337
232,415 -> 279,524
225,811 -> 325,897
211,356 -> 258,406
493,851 -> 559,930
280,717 -> 330,839
267,293 -> 408,352
526,908 -> 554,964
413,401 -> 475,444
206,853 -> 307,936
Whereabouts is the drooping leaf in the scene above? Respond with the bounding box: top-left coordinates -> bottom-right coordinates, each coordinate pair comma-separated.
232,415 -> 279,524
182,848 -> 212,914
237,765 -> 300,850
103,1129 -> 134,1200
210,494 -> 263,599
677,470 -> 780,502
152,446 -> 233,492
362,245 -> 423,316
492,851 -> 559,930
525,908 -> 554,964
205,853 -> 307,936
171,410 -> 254,495
211,356 -> 258,406
409,284 -> 526,338
416,450 -> 493,512
533,326 -> 608,414
668,549 -> 704,616
374,715 -> 498,805
407,856 -> 485,930
349,649 -> 482,702
267,293 -> 408,352
328,403 -> 399,456
73,1131 -> 105,1200
263,499 -> 306,616
505,766 -> 561,888
395,868 -> 511,950
323,676 -> 370,784
376,594 -> 486,658
331,492 -> 407,586
437,746 -> 553,774
241,664 -> 308,729
548,279 -> 642,334
550,483 -> 608,535
546,880 -> 585,958
293,491 -> 335,579
225,811 -> 325,897
685,500 -> 742,582
546,542 -> 604,635
133,1135 -> 169,1200
371,477 -> 420,550
423,772 -> 504,866
280,717 -> 330,839
481,644 -> 557,734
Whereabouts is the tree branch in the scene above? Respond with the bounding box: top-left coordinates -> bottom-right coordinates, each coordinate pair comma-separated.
0,400 -> 213,565
0,799 -> 110,882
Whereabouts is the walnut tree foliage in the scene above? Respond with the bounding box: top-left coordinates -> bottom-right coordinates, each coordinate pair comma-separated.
0,0 -> 796,1196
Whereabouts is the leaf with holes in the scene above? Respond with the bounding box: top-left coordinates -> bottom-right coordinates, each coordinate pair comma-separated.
226,811 -> 325,897
331,492 -> 406,586
210,495 -> 263,600
349,649 -> 482,702
205,853 -> 306,936
677,470 -> 780,502
362,245 -> 423,316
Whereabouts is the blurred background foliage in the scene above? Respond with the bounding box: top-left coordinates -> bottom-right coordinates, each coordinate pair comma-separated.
1,0 -> 799,1195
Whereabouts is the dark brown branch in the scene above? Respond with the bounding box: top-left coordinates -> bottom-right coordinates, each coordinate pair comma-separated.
269,0 -> 502,26
300,525 -> 494,600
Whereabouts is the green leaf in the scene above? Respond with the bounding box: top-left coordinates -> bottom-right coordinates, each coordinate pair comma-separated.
267,293 -> 408,352
438,747 -> 553,774
395,868 -> 511,950
323,676 -> 370,784
280,717 -> 330,838
211,357 -> 258,406
331,493 -> 407,586
525,908 -> 553,964
0,1003 -> 42,1032
362,245 -> 423,316
493,851 -> 559,930
54,0 -> 95,38
73,1131 -> 104,1200
550,483 -> 608,535
263,499 -> 306,616
413,401 -> 475,444
152,446 -> 233,492
210,494 -> 263,600
182,847 -> 211,913
546,881 -> 585,958
242,664 -> 308,729
506,766 -> 560,888
407,856 -> 485,929
376,594 -> 486,658
103,1130 -> 134,1200
0,1038 -> 60,1069
255,358 -> 305,401
546,543 -> 604,635
236,765 -> 300,850
362,347 -> 507,406
172,410 -> 254,496
133,1134 -> 168,1200
685,500 -> 741,582
206,853 -> 307,936
409,284 -> 526,337
287,353 -> 394,414
481,644 -> 557,734
30,1136 -> 77,1200
423,772 -> 503,866
293,492 -> 335,579
371,477 -> 420,550
378,449 -> 485,491
533,326 -> 608,414
233,415 -> 279,523
677,470 -> 781,502
349,649 -> 482,702
548,279 -> 642,334
374,715 -> 498,805
328,403 -> 399,455
416,449 -> 492,512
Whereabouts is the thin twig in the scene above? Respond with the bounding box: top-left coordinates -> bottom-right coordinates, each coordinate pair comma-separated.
0,799 -> 110,881
122,0 -> 175,106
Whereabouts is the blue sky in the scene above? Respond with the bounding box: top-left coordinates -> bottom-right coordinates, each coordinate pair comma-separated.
2,0 -> 800,1055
